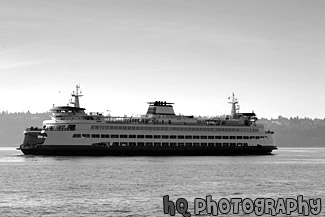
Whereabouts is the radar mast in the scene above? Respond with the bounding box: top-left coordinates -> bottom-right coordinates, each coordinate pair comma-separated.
70,85 -> 83,108
228,93 -> 240,119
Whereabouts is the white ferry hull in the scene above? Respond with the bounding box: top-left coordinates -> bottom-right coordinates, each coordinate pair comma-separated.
19,124 -> 277,156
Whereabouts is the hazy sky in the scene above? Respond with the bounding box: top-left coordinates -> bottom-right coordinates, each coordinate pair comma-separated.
0,0 -> 324,118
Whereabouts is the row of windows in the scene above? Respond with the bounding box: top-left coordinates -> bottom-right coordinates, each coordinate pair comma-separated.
73,134 -> 267,140
90,125 -> 259,132
104,142 -> 249,147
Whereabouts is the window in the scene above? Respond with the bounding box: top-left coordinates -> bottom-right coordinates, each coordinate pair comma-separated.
201,136 -> 207,139
243,136 -> 249,139
111,134 -> 119,138
170,135 -> 176,139
120,135 -> 128,138
145,135 -> 153,139
178,135 -> 184,139
237,136 -> 242,139
208,136 -> 214,139
193,136 -> 200,139
154,135 -> 161,139
129,135 -> 136,138
73,134 -> 81,138
91,134 -> 100,138
162,135 -> 169,139
82,134 -> 90,138
215,136 -> 221,139
222,136 -> 229,139
101,134 -> 110,138
137,135 -> 144,138
185,135 -> 192,139
230,136 -> 236,139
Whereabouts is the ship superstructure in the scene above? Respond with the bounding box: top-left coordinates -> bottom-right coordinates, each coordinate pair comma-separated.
18,86 -> 277,156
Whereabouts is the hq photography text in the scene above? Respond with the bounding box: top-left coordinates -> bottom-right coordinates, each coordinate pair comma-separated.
163,195 -> 322,216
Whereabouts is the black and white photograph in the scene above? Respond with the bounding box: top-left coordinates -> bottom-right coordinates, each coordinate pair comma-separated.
0,0 -> 324,216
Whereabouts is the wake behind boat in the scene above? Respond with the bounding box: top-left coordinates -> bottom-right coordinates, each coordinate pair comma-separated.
18,85 -> 277,156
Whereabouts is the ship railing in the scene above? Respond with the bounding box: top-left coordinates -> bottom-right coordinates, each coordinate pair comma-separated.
27,125 -> 76,132
26,127 -> 43,131
101,119 -> 248,127
43,126 -> 76,131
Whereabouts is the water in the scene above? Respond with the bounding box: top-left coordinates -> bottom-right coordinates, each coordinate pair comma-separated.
0,147 -> 324,216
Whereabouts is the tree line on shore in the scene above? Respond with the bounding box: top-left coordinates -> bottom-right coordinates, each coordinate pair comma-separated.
0,111 -> 324,147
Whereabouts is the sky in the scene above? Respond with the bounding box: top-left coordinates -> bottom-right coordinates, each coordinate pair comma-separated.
0,0 -> 324,119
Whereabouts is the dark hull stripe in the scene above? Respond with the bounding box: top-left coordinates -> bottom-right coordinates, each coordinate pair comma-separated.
19,145 -> 277,156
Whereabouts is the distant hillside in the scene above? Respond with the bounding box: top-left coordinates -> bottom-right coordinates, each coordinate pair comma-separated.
0,112 -> 324,147
258,116 -> 325,147
0,111 -> 50,147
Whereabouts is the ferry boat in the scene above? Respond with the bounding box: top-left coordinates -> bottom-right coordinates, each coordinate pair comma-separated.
18,85 -> 277,156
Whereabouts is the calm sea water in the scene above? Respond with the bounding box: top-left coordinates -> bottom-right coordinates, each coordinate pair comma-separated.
0,147 -> 324,217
